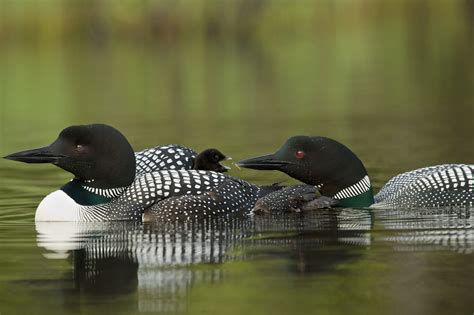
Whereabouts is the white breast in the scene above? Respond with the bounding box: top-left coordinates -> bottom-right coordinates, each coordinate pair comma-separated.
35,190 -> 81,221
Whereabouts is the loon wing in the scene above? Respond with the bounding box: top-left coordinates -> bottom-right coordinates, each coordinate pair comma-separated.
73,170 -> 228,222
135,145 -> 197,175
144,177 -> 264,222
71,170 -> 280,222
373,164 -> 474,209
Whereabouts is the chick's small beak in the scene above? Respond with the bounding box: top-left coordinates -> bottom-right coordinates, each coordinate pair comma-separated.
220,156 -> 232,171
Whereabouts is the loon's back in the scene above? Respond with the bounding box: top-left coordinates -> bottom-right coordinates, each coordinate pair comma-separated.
135,145 -> 196,175
373,164 -> 474,209
144,177 -> 283,222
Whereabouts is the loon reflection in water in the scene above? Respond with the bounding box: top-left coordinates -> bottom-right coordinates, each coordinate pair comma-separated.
35,213 -> 373,312
31,209 -> 474,312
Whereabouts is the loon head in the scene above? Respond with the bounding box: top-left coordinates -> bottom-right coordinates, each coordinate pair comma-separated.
237,136 -> 374,207
193,148 -> 230,173
4,124 -> 136,190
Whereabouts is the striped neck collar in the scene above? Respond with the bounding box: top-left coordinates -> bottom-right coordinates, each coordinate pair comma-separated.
61,179 -> 127,206
82,184 -> 127,198
333,175 -> 371,200
318,175 -> 374,208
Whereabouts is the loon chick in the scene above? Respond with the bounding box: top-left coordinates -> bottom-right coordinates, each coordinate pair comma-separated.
135,146 -> 230,175
238,136 -> 474,209
4,124 -> 277,221
193,148 -> 231,173
252,185 -> 337,215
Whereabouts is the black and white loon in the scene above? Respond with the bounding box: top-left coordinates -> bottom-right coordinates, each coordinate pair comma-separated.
238,136 -> 474,209
4,124 -> 278,222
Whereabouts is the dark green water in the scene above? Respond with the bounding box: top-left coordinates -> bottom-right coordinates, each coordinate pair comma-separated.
1,1 -> 474,314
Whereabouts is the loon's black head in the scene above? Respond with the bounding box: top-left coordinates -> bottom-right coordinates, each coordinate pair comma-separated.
193,148 -> 230,173
237,136 -> 371,199
4,124 -> 136,189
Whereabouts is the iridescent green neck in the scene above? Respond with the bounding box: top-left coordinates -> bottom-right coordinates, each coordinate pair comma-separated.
335,187 -> 374,208
61,179 -> 112,206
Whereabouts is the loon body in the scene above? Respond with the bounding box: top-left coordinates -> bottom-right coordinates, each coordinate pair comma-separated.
4,124 -> 275,222
238,136 -> 474,210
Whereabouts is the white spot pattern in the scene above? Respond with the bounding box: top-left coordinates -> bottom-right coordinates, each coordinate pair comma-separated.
373,164 -> 474,209
135,145 -> 197,176
146,179 -> 280,222
73,170 -> 243,222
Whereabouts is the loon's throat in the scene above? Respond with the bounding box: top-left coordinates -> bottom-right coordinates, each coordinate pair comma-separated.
336,188 -> 374,208
331,175 -> 375,208
61,180 -> 113,206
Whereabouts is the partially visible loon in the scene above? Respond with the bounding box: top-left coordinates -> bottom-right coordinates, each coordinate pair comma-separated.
251,185 -> 337,215
4,124 -> 279,222
238,136 -> 474,209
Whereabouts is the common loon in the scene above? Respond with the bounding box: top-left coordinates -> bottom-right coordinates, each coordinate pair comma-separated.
238,136 -> 474,209
4,124 -> 279,222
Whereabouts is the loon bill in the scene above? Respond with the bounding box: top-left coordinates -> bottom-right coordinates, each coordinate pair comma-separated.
237,136 -> 474,210
3,124 -> 276,222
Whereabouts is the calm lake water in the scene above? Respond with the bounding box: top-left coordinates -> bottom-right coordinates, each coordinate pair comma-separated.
1,1 -> 474,314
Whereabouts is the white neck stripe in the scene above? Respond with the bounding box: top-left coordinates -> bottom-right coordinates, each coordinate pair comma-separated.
82,185 -> 127,198
333,175 -> 371,200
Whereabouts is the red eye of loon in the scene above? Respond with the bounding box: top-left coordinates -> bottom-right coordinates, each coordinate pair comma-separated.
295,150 -> 305,159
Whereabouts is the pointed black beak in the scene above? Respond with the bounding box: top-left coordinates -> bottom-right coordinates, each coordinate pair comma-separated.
237,153 -> 291,170
3,146 -> 66,164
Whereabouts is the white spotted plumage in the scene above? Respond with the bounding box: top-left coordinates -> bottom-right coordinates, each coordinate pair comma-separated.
373,164 -> 474,209
135,145 -> 197,176
145,177 -> 279,222
75,170 -> 259,222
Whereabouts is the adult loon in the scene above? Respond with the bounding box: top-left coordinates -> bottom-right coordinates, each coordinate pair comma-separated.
4,124 -> 279,222
238,136 -> 474,209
